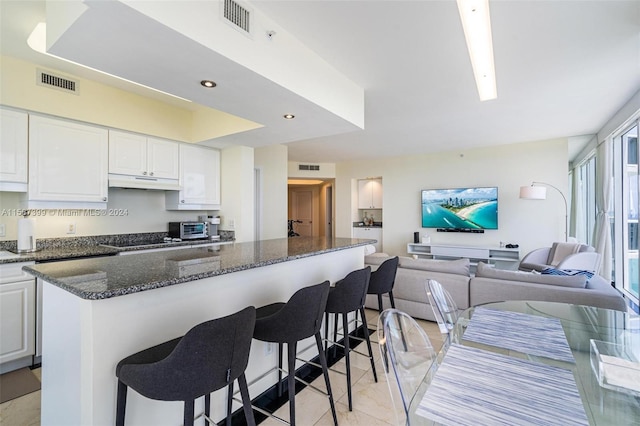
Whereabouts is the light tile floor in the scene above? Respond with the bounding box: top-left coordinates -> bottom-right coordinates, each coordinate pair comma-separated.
0,309 -> 444,426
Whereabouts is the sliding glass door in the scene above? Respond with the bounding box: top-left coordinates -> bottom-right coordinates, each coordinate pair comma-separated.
613,123 -> 638,304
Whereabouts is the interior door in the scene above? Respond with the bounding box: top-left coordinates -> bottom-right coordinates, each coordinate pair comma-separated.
291,189 -> 314,236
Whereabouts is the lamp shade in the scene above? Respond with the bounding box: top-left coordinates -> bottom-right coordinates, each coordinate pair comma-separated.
519,185 -> 547,200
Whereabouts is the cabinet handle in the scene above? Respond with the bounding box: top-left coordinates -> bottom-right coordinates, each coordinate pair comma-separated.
102,197 -> 107,201
181,200 -> 185,203
149,172 -> 154,176
142,171 -> 147,175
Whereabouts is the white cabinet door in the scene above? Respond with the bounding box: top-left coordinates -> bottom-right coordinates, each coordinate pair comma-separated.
370,178 -> 383,208
147,137 -> 179,179
166,145 -> 220,210
0,108 -> 28,189
353,227 -> 382,252
108,130 -> 147,177
358,178 -> 383,209
109,131 -> 178,180
0,279 -> 35,364
29,115 -> 108,204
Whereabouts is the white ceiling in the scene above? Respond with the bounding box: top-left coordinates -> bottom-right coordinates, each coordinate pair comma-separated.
1,0 -> 639,164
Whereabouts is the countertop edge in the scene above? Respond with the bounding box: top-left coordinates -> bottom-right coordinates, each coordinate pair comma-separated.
24,240 -> 373,300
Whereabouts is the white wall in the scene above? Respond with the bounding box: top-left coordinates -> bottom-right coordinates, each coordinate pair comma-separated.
335,139 -> 570,259
0,189 -> 205,240
255,144 -> 288,240
220,146 -> 255,242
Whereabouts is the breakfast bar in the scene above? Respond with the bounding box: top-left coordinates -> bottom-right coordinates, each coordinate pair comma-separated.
23,237 -> 370,425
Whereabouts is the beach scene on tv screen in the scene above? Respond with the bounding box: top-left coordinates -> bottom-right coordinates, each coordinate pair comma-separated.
421,187 -> 498,229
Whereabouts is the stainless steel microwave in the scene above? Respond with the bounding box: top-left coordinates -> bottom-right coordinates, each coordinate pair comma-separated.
168,222 -> 208,240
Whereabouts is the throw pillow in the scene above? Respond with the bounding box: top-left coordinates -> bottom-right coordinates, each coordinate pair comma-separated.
541,268 -> 594,280
475,262 -> 587,288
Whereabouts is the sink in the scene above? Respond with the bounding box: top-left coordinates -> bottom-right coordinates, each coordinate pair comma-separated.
0,250 -> 22,260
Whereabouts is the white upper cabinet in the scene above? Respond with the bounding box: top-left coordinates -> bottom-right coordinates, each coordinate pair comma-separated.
0,108 -> 28,192
166,144 -> 220,210
108,130 -> 179,189
27,115 -> 108,208
358,178 -> 383,209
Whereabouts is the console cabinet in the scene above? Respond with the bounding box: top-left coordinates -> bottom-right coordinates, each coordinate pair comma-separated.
407,242 -> 520,272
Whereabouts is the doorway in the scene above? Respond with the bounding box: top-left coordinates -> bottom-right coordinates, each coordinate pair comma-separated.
287,179 -> 334,238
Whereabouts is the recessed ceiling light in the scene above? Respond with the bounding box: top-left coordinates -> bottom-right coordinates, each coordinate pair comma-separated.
200,80 -> 217,88
283,114 -> 295,119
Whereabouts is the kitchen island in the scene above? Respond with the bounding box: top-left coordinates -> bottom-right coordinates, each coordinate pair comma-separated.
23,237 -> 371,426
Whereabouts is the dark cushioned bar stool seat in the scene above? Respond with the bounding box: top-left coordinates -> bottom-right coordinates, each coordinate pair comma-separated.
367,256 -> 400,313
252,281 -> 338,426
115,306 -> 256,426
324,266 -> 377,411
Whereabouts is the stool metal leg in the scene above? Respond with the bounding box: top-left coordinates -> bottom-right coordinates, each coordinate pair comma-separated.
278,343 -> 284,397
287,342 -> 298,426
205,393 -> 211,424
225,382 -> 233,426
360,307 -> 378,382
342,313 -> 353,411
315,332 -> 338,426
237,373 -> 256,426
388,290 -> 396,308
184,399 -> 195,426
116,380 -> 127,426
377,294 -> 384,314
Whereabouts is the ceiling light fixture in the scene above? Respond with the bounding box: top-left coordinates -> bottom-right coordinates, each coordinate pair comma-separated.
27,22 -> 192,103
200,80 -> 216,88
456,0 -> 497,101
283,114 -> 295,119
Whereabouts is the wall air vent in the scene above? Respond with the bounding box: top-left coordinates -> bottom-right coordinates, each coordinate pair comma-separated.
298,164 -> 320,171
36,69 -> 79,95
223,0 -> 252,35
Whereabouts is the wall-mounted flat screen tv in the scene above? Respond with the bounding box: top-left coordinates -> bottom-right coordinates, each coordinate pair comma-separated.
421,187 -> 498,230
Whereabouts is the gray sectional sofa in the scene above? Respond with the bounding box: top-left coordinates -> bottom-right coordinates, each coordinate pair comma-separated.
364,254 -> 627,321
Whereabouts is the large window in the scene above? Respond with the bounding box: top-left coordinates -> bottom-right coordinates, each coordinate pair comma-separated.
613,122 -> 639,303
574,155 -> 597,246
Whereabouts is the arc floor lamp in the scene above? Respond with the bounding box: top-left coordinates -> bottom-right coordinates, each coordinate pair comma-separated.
519,182 -> 568,242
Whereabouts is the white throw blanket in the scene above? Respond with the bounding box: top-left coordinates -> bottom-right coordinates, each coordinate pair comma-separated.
549,242 -> 581,266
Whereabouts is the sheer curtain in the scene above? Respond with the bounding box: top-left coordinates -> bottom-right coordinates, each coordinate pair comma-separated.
593,139 -> 613,280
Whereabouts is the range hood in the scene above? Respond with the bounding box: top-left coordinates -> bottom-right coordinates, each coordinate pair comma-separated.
108,174 -> 181,191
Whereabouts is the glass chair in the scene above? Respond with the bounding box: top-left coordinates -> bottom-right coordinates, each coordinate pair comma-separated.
377,308 -> 437,425
426,279 -> 459,335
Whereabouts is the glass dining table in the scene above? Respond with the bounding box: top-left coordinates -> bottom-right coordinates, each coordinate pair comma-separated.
408,300 -> 640,425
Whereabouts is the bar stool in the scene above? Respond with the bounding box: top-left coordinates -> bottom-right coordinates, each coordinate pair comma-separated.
115,306 -> 256,426
324,266 -> 377,411
252,281 -> 338,426
367,256 -> 400,313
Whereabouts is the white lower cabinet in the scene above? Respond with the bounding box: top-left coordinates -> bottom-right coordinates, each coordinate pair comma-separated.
27,115 -> 108,208
353,227 -> 383,253
166,144 -> 220,210
0,262 -> 35,372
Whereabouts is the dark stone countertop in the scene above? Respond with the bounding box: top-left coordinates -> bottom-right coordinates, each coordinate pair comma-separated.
0,233 -> 234,264
23,237 -> 371,300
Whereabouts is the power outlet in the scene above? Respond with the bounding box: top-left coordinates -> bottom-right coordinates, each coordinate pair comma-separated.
228,219 -> 235,229
264,342 -> 273,356
67,222 -> 76,234
0,224 -> 5,237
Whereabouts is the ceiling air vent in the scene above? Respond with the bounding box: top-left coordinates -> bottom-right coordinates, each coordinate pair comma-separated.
298,164 -> 320,171
223,0 -> 251,35
36,69 -> 79,95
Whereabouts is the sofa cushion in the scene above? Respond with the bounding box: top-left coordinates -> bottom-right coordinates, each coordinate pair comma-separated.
475,262 -> 587,288
398,257 -> 470,276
